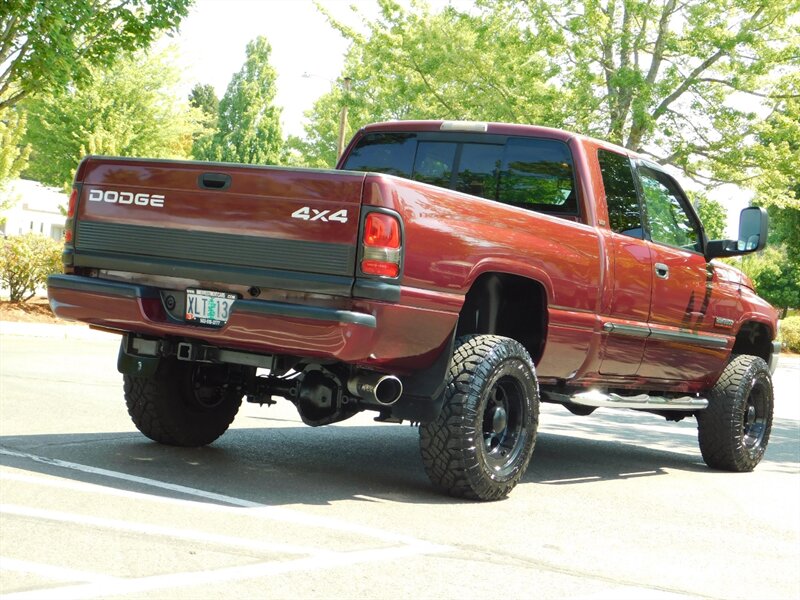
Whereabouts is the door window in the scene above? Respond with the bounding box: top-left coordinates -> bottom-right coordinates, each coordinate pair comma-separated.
638,166 -> 702,252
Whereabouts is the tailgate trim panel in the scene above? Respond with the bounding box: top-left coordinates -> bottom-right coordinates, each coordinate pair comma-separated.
76,221 -> 355,277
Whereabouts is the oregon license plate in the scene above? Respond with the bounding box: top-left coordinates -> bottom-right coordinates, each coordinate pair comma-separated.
185,288 -> 236,327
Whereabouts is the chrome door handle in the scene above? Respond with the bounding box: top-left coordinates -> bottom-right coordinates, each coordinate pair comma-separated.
655,263 -> 669,279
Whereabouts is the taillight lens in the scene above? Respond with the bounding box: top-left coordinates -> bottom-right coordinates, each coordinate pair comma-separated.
361,212 -> 402,278
67,188 -> 78,218
361,259 -> 399,278
364,213 -> 400,249
64,187 -> 78,245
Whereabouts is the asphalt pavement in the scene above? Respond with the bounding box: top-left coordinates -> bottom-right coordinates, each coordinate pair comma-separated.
1,324 -> 798,599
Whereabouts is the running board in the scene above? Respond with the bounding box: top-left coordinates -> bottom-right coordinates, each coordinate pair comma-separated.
546,390 -> 708,411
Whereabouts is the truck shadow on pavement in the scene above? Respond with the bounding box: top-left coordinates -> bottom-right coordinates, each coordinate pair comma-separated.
1,413 -> 798,506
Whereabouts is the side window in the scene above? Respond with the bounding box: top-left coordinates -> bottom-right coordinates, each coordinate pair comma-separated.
497,138 -> 577,213
454,143 -> 503,200
638,166 -> 702,252
342,132 -> 579,217
412,142 -> 457,188
342,133 -> 417,176
598,149 -> 643,238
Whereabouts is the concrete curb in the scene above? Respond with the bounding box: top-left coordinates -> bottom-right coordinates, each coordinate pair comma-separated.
0,321 -> 119,341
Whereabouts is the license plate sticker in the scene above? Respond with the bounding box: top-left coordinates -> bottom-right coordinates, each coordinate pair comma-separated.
185,288 -> 236,327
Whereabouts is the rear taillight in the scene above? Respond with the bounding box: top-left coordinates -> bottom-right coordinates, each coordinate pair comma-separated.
67,188 -> 78,218
361,212 -> 402,278
64,188 -> 78,243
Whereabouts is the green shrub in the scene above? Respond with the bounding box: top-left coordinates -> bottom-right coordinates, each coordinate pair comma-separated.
779,316 -> 800,354
0,233 -> 63,302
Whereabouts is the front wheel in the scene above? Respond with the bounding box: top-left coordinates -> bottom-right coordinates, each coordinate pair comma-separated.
697,354 -> 774,472
419,335 -> 539,501
124,359 -> 245,447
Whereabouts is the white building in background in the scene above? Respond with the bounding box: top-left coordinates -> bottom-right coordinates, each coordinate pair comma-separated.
0,179 -> 68,241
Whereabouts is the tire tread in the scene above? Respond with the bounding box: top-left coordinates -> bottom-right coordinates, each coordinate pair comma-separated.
419,335 -> 538,501
123,362 -> 241,447
697,354 -> 773,472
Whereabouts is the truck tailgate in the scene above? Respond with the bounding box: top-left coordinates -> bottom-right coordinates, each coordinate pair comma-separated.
72,157 -> 366,295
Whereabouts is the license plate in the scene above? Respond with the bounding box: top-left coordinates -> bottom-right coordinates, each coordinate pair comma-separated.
185,288 -> 236,327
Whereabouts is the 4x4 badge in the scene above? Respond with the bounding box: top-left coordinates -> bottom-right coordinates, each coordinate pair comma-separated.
291,206 -> 348,223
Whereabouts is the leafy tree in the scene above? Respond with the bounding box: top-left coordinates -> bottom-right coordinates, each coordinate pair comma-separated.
0,0 -> 191,187
766,206 -> 800,251
0,233 -> 62,302
0,106 -> 29,224
296,1 -> 562,167
0,0 -> 191,111
22,49 -> 205,190
750,74 -> 800,211
188,83 -> 219,149
0,106 -> 30,189
302,0 -> 800,192
740,246 -> 800,317
694,195 -> 728,240
746,205 -> 800,316
189,83 -> 219,123
745,75 -> 799,313
194,36 -> 283,165
485,0 -> 800,192
780,316 -> 800,352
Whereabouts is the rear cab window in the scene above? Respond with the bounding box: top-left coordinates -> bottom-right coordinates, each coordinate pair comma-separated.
343,131 -> 580,219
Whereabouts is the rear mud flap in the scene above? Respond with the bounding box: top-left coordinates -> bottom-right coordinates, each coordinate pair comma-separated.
117,339 -> 161,377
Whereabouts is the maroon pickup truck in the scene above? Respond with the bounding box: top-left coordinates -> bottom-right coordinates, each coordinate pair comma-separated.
47,120 -> 780,500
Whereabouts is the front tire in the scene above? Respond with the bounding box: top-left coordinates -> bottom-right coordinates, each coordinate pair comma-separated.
124,359 -> 244,447
697,354 -> 774,472
419,335 -> 539,501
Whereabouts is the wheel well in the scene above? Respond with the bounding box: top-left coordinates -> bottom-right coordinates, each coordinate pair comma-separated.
456,273 -> 547,363
732,321 -> 772,363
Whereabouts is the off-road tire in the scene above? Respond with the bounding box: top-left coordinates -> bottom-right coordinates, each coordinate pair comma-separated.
419,335 -> 539,501
124,359 -> 243,447
697,354 -> 773,472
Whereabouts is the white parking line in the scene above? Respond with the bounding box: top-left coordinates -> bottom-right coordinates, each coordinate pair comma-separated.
570,585 -> 704,599
0,448 -> 435,546
0,557 -> 119,585
0,448 -> 451,598
3,544 -> 438,600
352,494 -> 394,503
0,504 -> 331,557
0,448 -> 261,506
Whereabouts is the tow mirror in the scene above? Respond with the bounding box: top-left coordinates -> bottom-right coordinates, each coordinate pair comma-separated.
705,206 -> 769,259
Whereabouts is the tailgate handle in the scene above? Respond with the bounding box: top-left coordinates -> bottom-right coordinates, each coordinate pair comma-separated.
198,173 -> 231,190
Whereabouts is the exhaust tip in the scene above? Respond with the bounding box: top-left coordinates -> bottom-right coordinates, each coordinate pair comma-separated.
348,373 -> 403,406
373,375 -> 403,406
